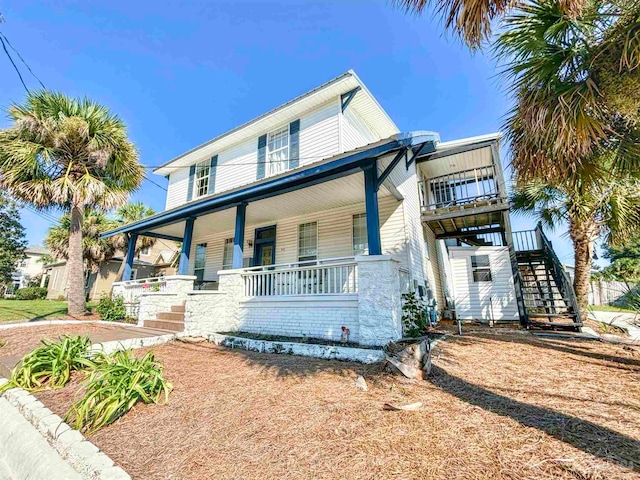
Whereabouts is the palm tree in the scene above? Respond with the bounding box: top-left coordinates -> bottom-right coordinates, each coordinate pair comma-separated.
45,210 -> 119,274
496,0 -> 640,180
511,162 -> 640,320
394,0 -> 590,48
112,202 -> 156,282
0,91 -> 143,315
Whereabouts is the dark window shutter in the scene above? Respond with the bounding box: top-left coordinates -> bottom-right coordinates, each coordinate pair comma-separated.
186,165 -> 196,202
289,119 -> 300,169
257,134 -> 267,180
208,155 -> 218,195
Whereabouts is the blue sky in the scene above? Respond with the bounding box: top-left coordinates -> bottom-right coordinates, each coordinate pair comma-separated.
0,0 -> 585,265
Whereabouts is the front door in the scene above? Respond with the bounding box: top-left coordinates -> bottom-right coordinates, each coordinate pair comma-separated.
253,225 -> 276,267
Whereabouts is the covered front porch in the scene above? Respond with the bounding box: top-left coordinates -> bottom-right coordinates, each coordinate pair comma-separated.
107,132 -> 438,345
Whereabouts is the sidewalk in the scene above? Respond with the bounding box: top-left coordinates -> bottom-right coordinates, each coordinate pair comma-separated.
589,310 -> 640,341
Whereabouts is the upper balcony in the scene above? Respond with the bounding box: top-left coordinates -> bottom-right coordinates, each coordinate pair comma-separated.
415,133 -> 509,238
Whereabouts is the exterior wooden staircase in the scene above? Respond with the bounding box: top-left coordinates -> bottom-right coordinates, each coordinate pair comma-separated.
144,303 -> 185,332
513,225 -> 582,331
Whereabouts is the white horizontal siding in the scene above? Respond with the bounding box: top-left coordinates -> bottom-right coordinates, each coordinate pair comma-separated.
449,247 -> 518,321
165,168 -> 189,210
423,225 -> 444,307
189,195 -> 408,282
342,107 -> 377,152
299,99 -> 341,167
162,99 -> 342,210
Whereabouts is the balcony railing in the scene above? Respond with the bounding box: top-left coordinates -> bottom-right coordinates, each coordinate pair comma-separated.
419,165 -> 501,212
242,257 -> 357,296
512,230 -> 542,251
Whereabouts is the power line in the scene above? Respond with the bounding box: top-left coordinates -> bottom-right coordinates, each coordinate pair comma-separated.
0,31 -> 46,89
142,156 -> 334,169
0,34 -> 29,92
143,173 -> 167,191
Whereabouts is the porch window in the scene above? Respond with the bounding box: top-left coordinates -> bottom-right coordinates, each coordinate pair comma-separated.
222,238 -> 233,270
194,160 -> 210,199
130,269 -> 138,280
352,213 -> 368,255
194,243 -> 207,281
267,125 -> 289,176
471,255 -> 492,282
298,222 -> 317,263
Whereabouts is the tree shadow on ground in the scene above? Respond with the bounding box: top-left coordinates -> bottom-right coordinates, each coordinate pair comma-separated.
474,332 -> 640,368
429,364 -> 640,471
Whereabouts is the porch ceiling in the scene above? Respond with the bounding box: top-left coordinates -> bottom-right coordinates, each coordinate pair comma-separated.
144,173 -> 394,239
418,146 -> 494,179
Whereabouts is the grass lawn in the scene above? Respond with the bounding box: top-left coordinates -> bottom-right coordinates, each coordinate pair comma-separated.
590,304 -> 638,314
0,299 -> 98,323
29,326 -> 640,480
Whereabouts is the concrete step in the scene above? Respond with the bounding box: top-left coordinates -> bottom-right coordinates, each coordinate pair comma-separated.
157,312 -> 184,321
171,304 -> 186,313
144,319 -> 184,332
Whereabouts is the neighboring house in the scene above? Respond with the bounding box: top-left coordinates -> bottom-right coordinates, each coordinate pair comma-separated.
45,239 -> 179,301
105,70 -> 581,343
8,245 -> 49,293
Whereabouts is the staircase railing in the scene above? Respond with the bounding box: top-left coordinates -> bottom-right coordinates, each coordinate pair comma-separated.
535,223 -> 582,326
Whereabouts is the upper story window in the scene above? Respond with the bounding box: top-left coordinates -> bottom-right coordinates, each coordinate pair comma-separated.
139,247 -> 150,256
194,160 -> 210,199
298,222 -> 318,263
222,238 -> 234,270
267,125 -> 290,176
352,213 -> 368,255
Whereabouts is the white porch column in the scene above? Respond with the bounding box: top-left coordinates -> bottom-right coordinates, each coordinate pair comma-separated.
217,270 -> 245,332
356,255 -> 403,346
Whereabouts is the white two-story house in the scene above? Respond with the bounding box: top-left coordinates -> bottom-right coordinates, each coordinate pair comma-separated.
106,70 -> 582,345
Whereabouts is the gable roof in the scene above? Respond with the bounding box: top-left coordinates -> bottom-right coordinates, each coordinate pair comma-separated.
153,70 -> 399,176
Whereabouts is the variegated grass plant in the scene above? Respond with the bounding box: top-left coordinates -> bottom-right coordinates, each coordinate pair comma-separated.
0,335 -> 93,393
66,350 -> 172,434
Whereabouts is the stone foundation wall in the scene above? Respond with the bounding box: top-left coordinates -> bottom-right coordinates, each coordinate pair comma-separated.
183,292 -> 228,337
177,258 -> 404,346
237,296 -> 359,342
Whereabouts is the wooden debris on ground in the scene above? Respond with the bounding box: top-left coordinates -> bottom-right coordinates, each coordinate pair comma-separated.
354,375 -> 368,391
383,402 -> 423,411
384,338 -> 433,379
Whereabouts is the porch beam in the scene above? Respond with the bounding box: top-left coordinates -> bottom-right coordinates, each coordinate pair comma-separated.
140,231 -> 184,242
122,232 -> 138,281
233,203 -> 247,269
415,139 -> 496,163
340,87 -> 361,112
406,141 -> 437,169
178,217 -> 195,275
435,226 -> 502,239
363,160 -> 382,256
376,148 -> 407,190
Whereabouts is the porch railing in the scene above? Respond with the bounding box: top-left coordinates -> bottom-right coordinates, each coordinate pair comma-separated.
242,257 -> 358,296
112,276 -> 168,304
419,165 -> 500,212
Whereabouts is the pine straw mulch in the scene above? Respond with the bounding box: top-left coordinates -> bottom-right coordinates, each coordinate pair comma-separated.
0,324 -> 128,359
34,330 -> 640,480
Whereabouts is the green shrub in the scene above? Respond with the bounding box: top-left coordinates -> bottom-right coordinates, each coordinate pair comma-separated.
0,335 -> 92,392
14,286 -> 48,300
96,294 -> 127,322
401,292 -> 428,338
66,350 -> 172,434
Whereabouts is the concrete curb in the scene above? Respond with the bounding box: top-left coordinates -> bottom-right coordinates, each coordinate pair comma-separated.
0,333 -> 176,479
205,333 -> 386,363
0,378 -> 129,480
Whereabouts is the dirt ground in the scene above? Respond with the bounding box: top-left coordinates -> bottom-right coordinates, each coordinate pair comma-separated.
0,323 -> 130,359
32,328 -> 640,480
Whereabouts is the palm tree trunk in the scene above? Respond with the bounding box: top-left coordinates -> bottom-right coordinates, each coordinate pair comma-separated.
115,255 -> 127,283
66,203 -> 86,315
569,218 -> 597,321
